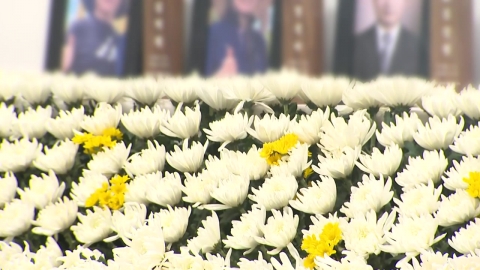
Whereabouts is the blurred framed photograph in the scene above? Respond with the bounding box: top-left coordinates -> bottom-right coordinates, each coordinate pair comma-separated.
334,0 -> 429,81
353,0 -> 428,80
61,0 -> 132,76
187,0 -> 281,77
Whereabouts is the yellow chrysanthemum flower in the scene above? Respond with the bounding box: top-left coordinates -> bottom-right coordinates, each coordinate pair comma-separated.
102,127 -> 123,140
321,222 -> 342,245
85,175 -> 129,210
463,171 -> 480,198
303,254 -> 316,269
72,133 -> 93,145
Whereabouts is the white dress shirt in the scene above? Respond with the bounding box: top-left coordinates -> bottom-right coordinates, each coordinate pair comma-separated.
376,24 -> 401,73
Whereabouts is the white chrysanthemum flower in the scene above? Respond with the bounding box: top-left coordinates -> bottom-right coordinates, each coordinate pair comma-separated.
320,110 -> 376,153
163,77 -> 199,104
166,139 -> 207,173
339,82 -> 382,113
50,74 -> 84,104
0,103 -> 16,138
202,174 -> 250,211
313,146 -> 361,179
448,218 -> 480,254
70,170 -> 109,207
145,171 -> 182,207
16,73 -> 52,105
105,202 -> 147,243
413,115 -> 464,150
442,155 -> 480,190
0,172 -> 17,207
260,70 -> 301,101
57,246 -> 106,269
376,112 -> 422,147
369,77 -> 433,107
181,172 -> 217,207
222,76 -> 276,105
315,253 -> 374,270
84,77 -> 125,103
161,102 -> 201,139
126,77 -> 163,105
33,139 -> 79,174
393,181 -> 442,217
341,174 -> 393,218
113,214 -> 165,269
406,250 -> 449,270
270,243 -> 306,270
204,112 -> 253,149
87,142 -> 131,176
289,175 -> 336,215
340,210 -> 396,257
300,76 -> 350,107
17,170 -> 65,209
395,150 -> 448,189
11,105 -> 52,139
237,252 -> 273,270
0,199 -> 35,238
356,144 -> 403,177
71,206 -> 113,245
123,140 -> 165,177
156,205 -> 191,244
81,103 -> 122,135
46,106 -> 84,139
249,174 -> 298,211
421,88 -> 462,118
121,106 -> 170,138
380,215 -> 445,266
223,205 -> 266,254
446,253 -> 480,269
288,107 -> 330,145
435,190 -> 480,227
220,146 -> 269,181
247,114 -> 291,143
187,211 -> 221,254
197,79 -> 238,110
0,138 -> 42,173
254,207 -> 299,255
269,143 -> 311,178
450,124 -> 480,156
124,174 -> 150,205
33,237 -> 63,269
203,155 -> 232,183
455,85 -> 480,119
32,197 -> 78,236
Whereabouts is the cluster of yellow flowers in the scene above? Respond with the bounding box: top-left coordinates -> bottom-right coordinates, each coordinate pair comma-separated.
85,175 -> 129,210
260,133 -> 299,165
73,127 -> 123,154
301,222 -> 343,269
463,171 -> 480,198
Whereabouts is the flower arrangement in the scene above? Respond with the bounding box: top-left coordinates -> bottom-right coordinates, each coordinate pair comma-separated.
1,70 -> 480,269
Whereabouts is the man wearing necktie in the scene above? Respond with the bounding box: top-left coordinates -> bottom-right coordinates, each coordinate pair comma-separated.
353,0 -> 425,81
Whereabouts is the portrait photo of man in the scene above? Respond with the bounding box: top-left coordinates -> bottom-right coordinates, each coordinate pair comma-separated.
353,0 -> 426,81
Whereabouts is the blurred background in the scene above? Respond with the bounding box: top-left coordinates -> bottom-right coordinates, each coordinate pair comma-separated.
0,0 -> 478,88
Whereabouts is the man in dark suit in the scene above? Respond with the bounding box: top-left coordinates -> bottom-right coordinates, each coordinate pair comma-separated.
353,0 -> 425,81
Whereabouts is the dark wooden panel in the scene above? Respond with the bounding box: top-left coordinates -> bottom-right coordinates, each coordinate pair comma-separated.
281,0 -> 323,75
143,0 -> 184,75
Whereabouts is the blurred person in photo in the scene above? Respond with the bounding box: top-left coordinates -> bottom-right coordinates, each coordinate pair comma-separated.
353,0 -> 425,81
205,0 -> 273,77
62,0 -> 130,76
